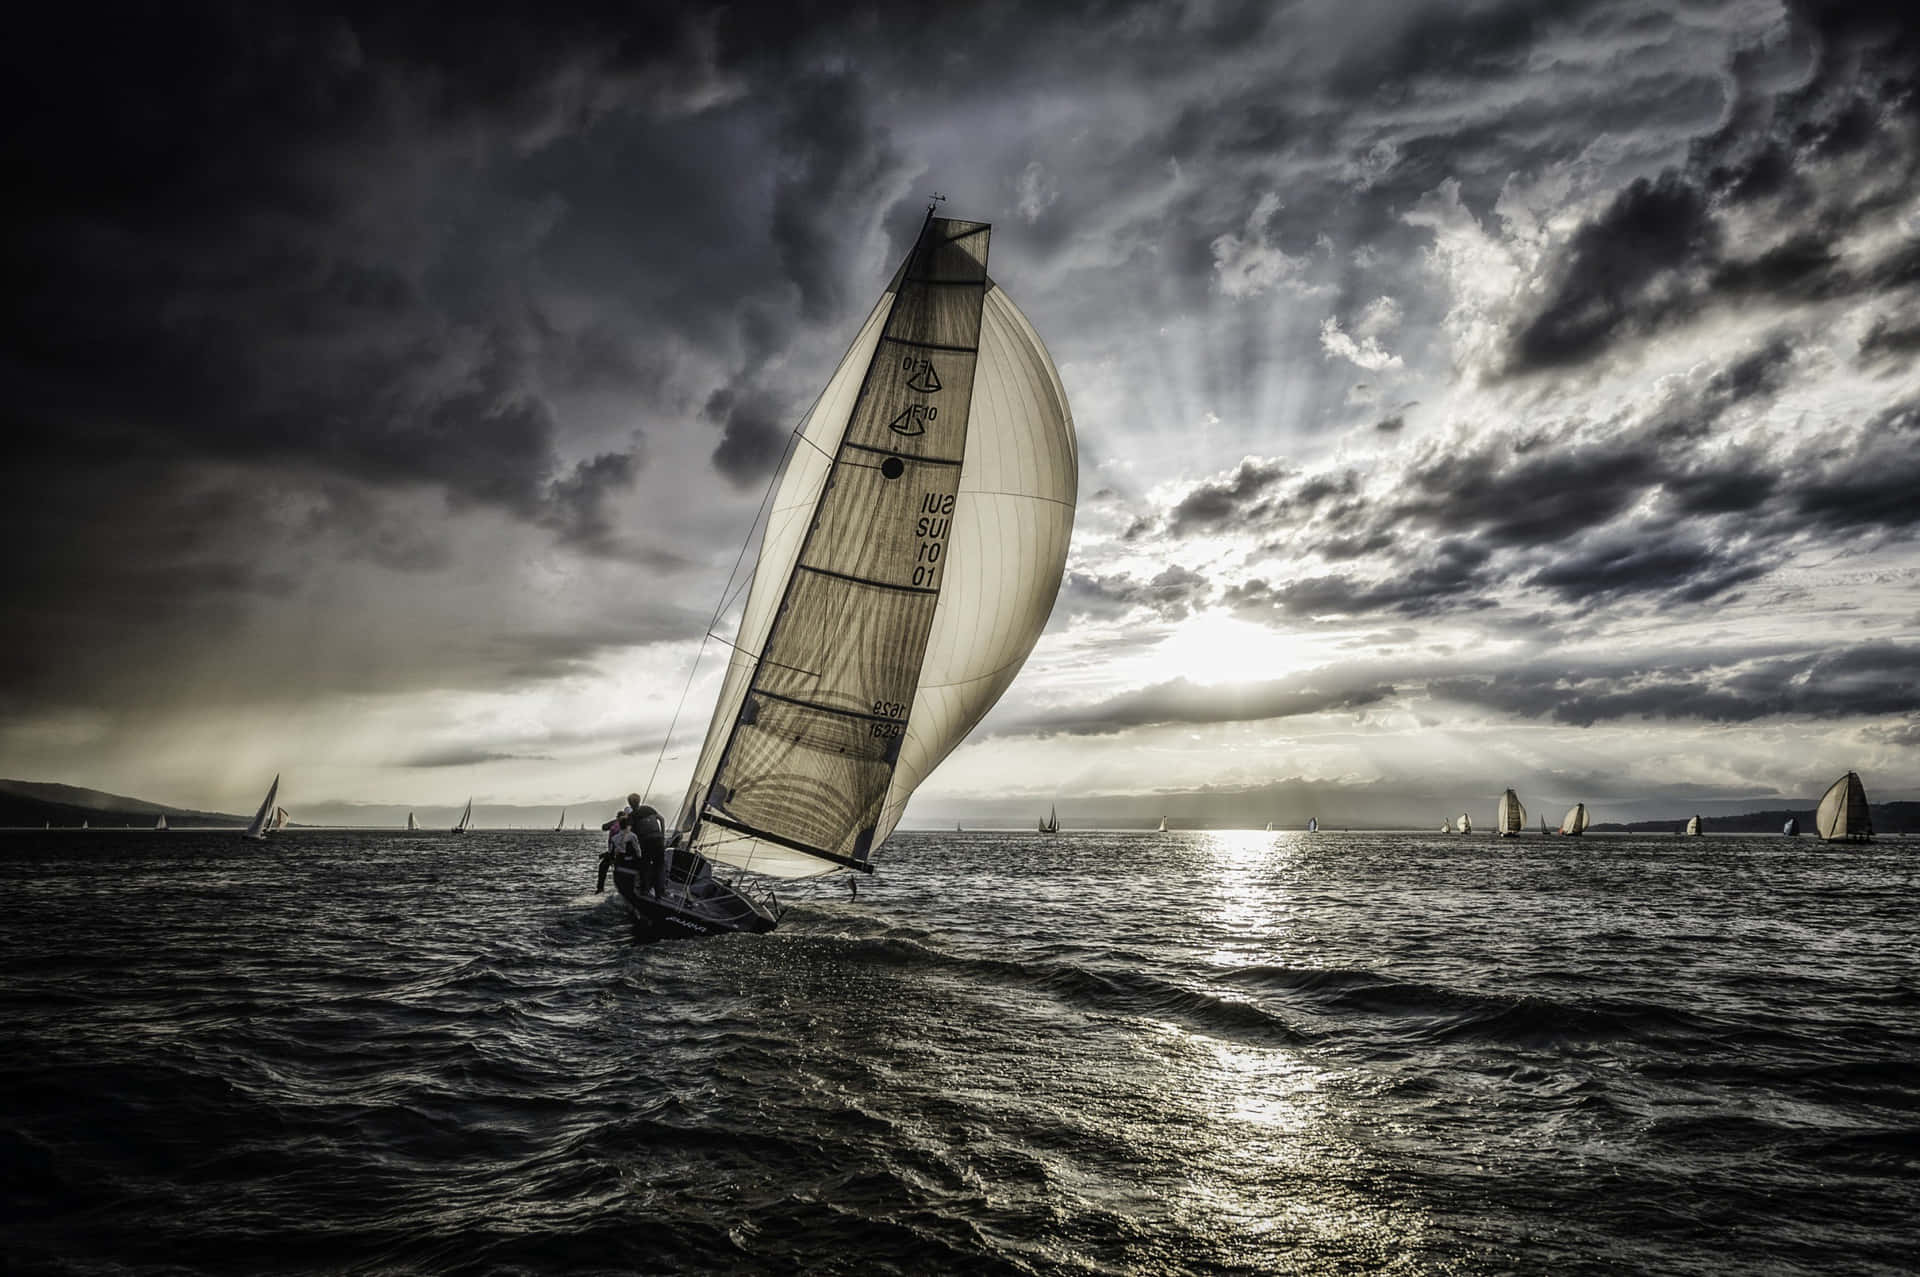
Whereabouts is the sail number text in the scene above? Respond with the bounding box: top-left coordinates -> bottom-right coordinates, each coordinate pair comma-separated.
870,699 -> 906,739
911,491 -> 956,587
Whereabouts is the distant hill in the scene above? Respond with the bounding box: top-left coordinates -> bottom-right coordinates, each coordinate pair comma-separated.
1590,801 -> 1920,835
0,779 -> 246,829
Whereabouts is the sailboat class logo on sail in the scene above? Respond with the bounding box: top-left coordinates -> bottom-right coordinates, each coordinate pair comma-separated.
614,209 -> 1077,941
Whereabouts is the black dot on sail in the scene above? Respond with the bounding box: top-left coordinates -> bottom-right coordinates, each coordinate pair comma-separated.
881,456 -> 905,480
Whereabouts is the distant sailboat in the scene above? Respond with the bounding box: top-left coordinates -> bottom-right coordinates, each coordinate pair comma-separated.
955,822 -> 963,832
406,811 -> 417,831
1264,821 -> 1273,832
1540,815 -> 1549,835
1783,816 -> 1798,837
1157,816 -> 1169,833
81,819 -> 88,829
154,814 -> 168,831
555,809 -> 567,832
1559,803 -> 1589,836
450,797 -> 472,835
1307,817 -> 1318,833
1458,812 -> 1472,834
1815,771 -> 1873,842
1684,814 -> 1703,836
617,209 -> 1074,941
242,775 -> 280,842
1039,806 -> 1059,835
1495,789 -> 1525,837
1440,818 -> 1453,833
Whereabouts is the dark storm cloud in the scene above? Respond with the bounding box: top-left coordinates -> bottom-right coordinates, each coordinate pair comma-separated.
1060,564 -> 1212,623
399,748 -> 551,768
1003,674 -> 1397,738
1432,642 -> 1920,727
1504,0 -> 1920,374
1223,539 -> 1494,620
1166,459 -> 1294,535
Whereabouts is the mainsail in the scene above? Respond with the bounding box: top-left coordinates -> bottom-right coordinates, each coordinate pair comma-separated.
556,809 -> 567,832
1815,771 -> 1873,842
1458,813 -> 1472,833
406,812 -> 417,831
1496,789 -> 1525,836
1158,816 -> 1169,833
1560,803 -> 1589,836
1039,805 -> 1059,835
154,814 -> 168,831
243,775 -> 280,840
1307,817 -> 1318,832
676,215 -> 1075,879
451,798 -> 472,834
1783,816 -> 1798,836
1685,814 -> 1702,836
1440,818 -> 1452,833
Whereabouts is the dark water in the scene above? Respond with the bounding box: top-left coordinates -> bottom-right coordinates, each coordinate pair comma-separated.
2,829 -> 1916,1275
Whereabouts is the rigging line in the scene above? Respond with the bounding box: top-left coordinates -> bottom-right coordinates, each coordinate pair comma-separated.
642,394 -> 820,803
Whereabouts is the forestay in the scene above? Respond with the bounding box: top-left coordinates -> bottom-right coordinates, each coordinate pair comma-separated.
679,216 -> 1076,878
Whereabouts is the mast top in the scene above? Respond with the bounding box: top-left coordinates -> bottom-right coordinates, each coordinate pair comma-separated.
927,191 -> 948,215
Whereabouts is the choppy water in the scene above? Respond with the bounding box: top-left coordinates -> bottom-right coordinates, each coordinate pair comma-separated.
2,829 -> 1917,1274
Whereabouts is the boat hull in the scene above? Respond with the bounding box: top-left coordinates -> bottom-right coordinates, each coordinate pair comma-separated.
613,863 -> 778,942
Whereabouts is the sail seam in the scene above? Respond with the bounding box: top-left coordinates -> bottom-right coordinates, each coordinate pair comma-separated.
843,441 -> 963,466
700,812 -> 875,873
886,336 -> 978,354
750,687 -> 912,724
796,563 -> 940,595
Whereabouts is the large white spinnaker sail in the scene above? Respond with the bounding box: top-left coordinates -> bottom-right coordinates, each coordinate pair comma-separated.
677,216 -> 1076,879
1815,771 -> 1873,841
1496,789 -> 1525,836
1559,803 -> 1589,835
243,775 -> 280,840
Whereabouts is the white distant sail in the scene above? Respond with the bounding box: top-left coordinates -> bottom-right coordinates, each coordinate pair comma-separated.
1559,803 -> 1589,836
1307,817 -> 1318,833
451,798 -> 472,834
1684,814 -> 1702,836
556,808 -> 567,831
154,814 -> 168,831
1440,818 -> 1452,833
1783,816 -> 1798,836
1265,821 -> 1273,832
674,214 -> 1076,879
268,807 -> 290,832
243,775 -> 280,841
81,819 -> 87,829
1495,789 -> 1525,836
406,811 -> 417,831
1039,804 -> 1059,835
1157,816 -> 1169,833
1458,813 -> 1472,834
1815,771 -> 1873,842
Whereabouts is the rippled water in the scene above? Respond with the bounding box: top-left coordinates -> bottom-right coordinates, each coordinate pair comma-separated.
3,829 -> 1917,1274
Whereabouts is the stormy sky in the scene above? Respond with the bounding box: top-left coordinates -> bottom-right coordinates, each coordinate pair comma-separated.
4,0 -> 1917,826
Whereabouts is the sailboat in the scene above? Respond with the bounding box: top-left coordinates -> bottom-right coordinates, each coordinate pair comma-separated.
1815,771 -> 1873,842
1458,812 -> 1472,834
450,798 -> 472,835
242,775 -> 280,842
617,209 -> 1075,941
555,809 -> 567,832
81,820 -> 87,829
1157,816 -> 1169,833
1264,821 -> 1273,832
1783,816 -> 1799,836
1684,814 -> 1703,836
406,812 -> 417,831
1559,803 -> 1589,836
154,814 -> 168,831
1495,789 -> 1525,837
1038,806 -> 1059,835
1307,817 -> 1318,833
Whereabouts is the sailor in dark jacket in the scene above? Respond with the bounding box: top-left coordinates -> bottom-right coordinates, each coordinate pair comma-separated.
632,805 -> 669,898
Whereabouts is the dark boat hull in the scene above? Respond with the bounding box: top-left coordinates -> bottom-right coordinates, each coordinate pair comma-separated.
613,863 -> 778,942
